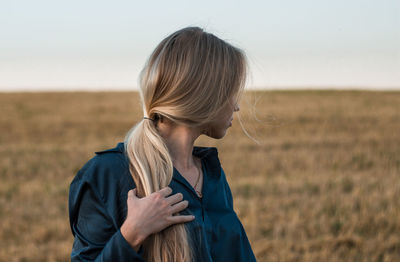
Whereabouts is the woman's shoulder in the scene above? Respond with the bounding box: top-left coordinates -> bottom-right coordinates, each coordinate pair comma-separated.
73,142 -> 127,177
68,142 -> 135,236
69,142 -> 133,201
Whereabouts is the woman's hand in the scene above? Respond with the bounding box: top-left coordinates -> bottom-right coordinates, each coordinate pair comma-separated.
120,186 -> 195,251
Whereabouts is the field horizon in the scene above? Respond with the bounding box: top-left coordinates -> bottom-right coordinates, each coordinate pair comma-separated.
1,86 -> 400,93
0,90 -> 399,261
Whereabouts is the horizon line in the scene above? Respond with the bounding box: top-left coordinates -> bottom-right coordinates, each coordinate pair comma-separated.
0,85 -> 399,93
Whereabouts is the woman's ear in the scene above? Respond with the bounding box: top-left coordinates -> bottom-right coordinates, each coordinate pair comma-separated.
153,113 -> 163,123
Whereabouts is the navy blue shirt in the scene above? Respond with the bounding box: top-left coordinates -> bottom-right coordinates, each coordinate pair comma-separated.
69,142 -> 257,261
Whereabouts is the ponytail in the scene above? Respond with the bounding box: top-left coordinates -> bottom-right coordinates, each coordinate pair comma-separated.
124,118 -> 192,262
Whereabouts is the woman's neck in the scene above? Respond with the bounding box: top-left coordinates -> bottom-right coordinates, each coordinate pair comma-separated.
156,119 -> 201,171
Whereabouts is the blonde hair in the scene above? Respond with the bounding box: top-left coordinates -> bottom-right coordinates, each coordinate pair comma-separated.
124,26 -> 247,262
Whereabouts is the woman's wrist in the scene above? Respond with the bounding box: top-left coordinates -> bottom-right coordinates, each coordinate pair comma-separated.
121,221 -> 147,252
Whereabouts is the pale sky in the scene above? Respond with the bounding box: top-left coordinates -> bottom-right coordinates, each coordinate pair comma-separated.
0,0 -> 399,91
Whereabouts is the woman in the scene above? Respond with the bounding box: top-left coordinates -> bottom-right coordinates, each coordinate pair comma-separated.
69,27 -> 257,262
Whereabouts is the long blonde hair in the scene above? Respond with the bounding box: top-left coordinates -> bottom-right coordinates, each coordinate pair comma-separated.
124,27 -> 247,262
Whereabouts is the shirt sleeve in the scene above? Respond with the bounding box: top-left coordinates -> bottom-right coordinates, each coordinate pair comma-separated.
220,167 -> 234,210
69,178 -> 145,262
219,167 -> 258,262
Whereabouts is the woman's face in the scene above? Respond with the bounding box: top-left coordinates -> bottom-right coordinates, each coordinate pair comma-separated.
202,96 -> 240,139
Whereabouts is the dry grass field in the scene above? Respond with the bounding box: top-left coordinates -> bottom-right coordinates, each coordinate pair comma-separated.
0,90 -> 399,262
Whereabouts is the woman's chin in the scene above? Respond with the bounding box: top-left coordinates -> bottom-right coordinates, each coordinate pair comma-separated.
208,129 -> 228,139
202,125 -> 230,139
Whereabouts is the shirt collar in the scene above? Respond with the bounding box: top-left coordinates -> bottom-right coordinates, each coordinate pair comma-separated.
95,142 -> 221,177
192,146 -> 221,177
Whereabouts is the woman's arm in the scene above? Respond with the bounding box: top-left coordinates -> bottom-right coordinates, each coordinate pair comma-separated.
120,187 -> 195,250
69,156 -> 194,261
70,181 -> 145,262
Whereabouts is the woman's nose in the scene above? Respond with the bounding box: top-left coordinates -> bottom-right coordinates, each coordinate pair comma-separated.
234,104 -> 240,112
